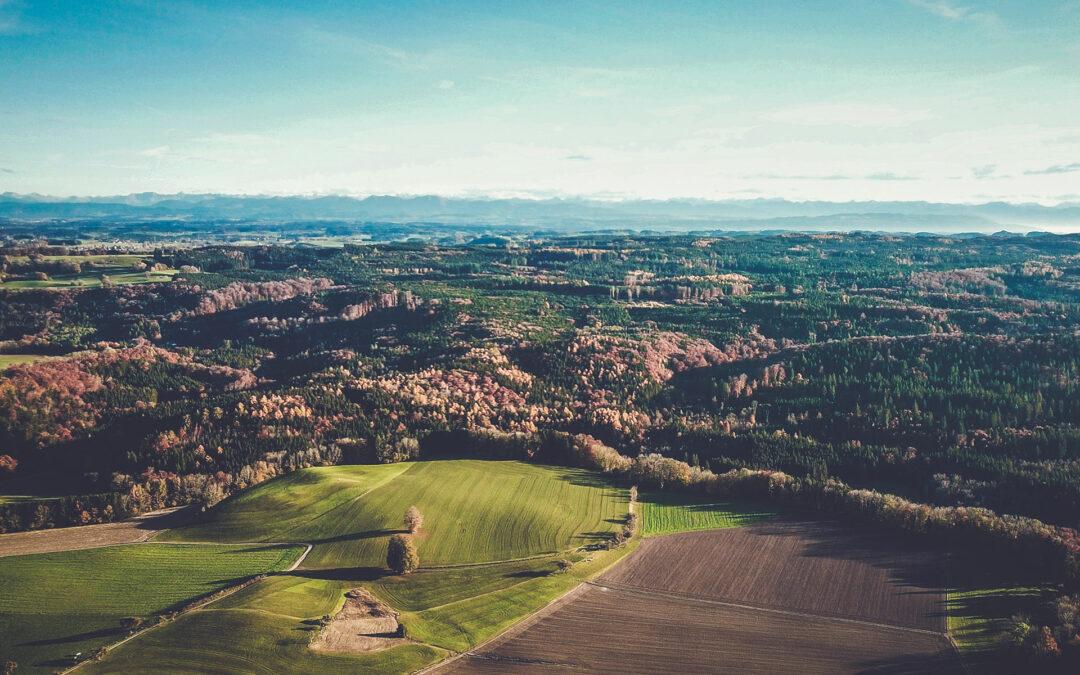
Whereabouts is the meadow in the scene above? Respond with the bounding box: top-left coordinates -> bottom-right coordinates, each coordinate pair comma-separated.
638,490 -> 777,536
0,543 -> 304,672
163,460 -> 629,568
0,354 -> 57,369
81,459 -> 635,671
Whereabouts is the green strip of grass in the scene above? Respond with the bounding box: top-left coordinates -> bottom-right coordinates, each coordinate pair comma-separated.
948,585 -> 1054,654
639,490 -> 776,536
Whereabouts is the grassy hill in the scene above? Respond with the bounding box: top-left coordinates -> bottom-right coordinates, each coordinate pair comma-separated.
0,543 -> 303,672
162,460 -> 628,568
81,459 -> 633,671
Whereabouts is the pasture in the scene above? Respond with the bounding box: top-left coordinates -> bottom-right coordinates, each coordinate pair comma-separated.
84,460 -> 636,671
162,460 -> 629,568
0,543 -> 304,672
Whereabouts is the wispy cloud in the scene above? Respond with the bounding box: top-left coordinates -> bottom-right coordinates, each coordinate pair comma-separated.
866,172 -> 918,181
971,164 -> 997,179
0,0 -> 29,35
564,154 -> 591,162
139,145 -> 172,159
751,172 -> 920,181
437,79 -> 455,90
1024,162 -> 1080,175
765,103 -> 933,128
906,0 -> 1003,29
0,167 -> 15,174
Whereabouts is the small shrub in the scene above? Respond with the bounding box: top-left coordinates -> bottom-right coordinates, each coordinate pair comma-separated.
556,559 -> 574,573
404,505 -> 423,534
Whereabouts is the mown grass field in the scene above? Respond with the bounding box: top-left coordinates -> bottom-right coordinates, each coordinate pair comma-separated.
163,460 -> 628,568
0,543 -> 304,672
87,460 -> 634,672
84,574 -> 444,675
639,490 -> 777,535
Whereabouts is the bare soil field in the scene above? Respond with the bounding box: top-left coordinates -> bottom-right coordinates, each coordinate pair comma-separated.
0,506 -> 190,557
441,517 -> 958,674
446,584 -> 958,674
312,587 -> 409,654
602,517 -> 946,631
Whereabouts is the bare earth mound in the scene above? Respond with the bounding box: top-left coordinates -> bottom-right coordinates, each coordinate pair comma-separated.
0,506 -> 190,557
603,517 -> 946,631
443,517 -> 959,674
311,588 -> 409,654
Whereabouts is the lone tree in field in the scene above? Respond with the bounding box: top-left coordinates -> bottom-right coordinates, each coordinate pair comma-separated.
404,505 -> 423,533
387,534 -> 419,574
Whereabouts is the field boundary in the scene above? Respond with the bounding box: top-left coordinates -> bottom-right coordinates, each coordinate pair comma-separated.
420,539 -> 642,674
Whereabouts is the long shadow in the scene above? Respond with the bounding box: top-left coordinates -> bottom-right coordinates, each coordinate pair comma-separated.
287,566 -> 390,582
306,528 -> 406,546
20,626 -> 120,646
852,646 -> 964,674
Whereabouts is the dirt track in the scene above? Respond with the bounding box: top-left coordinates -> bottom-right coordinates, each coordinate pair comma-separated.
443,517 -> 959,674
0,507 -> 191,557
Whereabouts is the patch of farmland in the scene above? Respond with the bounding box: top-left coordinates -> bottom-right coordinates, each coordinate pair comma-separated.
164,460 -> 628,569
445,584 -> 958,674
0,506 -> 189,557
638,490 -> 776,535
602,517 -> 946,631
0,542 -> 303,673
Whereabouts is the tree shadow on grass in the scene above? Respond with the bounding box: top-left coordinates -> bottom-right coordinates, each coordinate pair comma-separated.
307,528 -> 406,546
287,566 -> 390,582
21,625 -> 120,646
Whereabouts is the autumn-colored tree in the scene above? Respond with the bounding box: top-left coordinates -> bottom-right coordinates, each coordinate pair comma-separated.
3,660 -> 17,675
1031,626 -> 1061,659
387,534 -> 419,574
404,506 -> 423,533
0,455 -> 17,473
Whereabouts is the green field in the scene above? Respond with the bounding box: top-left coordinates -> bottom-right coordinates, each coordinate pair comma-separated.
84,573 -> 444,675
0,543 -> 304,672
639,490 -> 777,535
85,460 -> 633,672
162,460 -> 629,568
0,270 -> 177,290
0,354 -> 59,369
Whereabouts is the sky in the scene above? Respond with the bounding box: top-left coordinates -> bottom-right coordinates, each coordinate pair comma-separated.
1,0 -> 1079,204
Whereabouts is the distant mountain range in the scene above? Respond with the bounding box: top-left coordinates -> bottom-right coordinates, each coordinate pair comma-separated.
2,193 -> 1079,233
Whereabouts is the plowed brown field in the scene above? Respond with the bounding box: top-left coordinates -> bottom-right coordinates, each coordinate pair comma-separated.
603,517 -> 946,631
441,517 -> 959,674
446,584 -> 958,674
0,506 -> 190,557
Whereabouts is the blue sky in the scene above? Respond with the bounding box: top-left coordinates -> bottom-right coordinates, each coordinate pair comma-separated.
1,0 -> 1079,203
